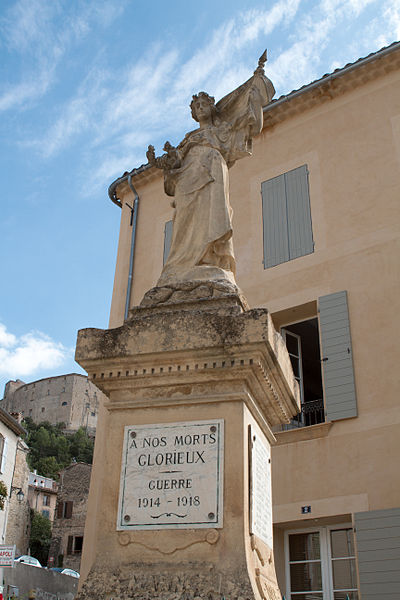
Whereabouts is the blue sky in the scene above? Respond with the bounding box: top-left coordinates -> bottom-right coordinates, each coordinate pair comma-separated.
0,0 -> 399,395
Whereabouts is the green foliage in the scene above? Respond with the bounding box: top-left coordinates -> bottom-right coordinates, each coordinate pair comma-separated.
0,480 -> 7,510
22,418 -> 94,479
29,510 -> 52,565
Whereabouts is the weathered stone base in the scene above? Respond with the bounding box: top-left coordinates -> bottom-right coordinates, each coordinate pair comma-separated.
136,279 -> 249,316
77,562 -> 261,600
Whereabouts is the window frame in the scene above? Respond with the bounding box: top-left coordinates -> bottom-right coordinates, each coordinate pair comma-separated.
284,523 -> 358,600
280,315 -> 325,428
0,435 -> 5,474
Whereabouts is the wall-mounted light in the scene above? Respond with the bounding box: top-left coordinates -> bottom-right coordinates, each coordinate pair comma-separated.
11,487 -> 25,503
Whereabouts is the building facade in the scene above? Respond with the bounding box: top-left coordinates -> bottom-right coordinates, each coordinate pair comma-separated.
5,438 -> 30,556
27,471 -> 58,522
48,462 -> 91,572
1,373 -> 104,433
0,409 -> 30,555
99,43 -> 399,600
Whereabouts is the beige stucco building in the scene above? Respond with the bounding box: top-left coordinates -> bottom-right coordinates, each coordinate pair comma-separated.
86,43 -> 400,600
27,471 -> 58,523
1,373 -> 104,434
0,409 -> 30,556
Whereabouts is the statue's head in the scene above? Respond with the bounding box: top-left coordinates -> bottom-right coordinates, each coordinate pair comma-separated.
190,92 -> 216,122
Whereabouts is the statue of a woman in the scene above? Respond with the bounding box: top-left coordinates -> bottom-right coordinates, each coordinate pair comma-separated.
147,52 -> 275,290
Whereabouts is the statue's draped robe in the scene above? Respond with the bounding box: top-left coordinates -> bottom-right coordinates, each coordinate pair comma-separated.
158,71 -> 275,287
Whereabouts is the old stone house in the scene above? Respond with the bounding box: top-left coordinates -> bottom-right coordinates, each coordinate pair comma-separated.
48,462 -> 91,571
88,42 -> 400,599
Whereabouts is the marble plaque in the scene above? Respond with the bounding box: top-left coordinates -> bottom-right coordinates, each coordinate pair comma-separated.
250,428 -> 272,548
117,420 -> 224,530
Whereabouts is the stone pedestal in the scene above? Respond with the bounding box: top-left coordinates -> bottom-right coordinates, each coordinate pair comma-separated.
75,299 -> 299,600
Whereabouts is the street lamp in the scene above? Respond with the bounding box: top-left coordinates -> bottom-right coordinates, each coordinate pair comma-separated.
11,487 -> 25,503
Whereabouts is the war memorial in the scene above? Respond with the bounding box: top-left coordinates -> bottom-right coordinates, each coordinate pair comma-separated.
75,53 -> 300,600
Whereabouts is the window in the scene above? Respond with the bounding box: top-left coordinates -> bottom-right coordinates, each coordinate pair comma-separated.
42,509 -> 50,519
262,165 -> 314,268
285,525 -> 358,599
163,220 -> 173,264
281,318 -> 324,428
67,535 -> 83,555
275,291 -> 357,428
57,501 -> 73,519
0,436 -> 7,474
61,401 -> 67,406
74,536 -> 83,553
41,407 -> 45,413
43,494 -> 51,506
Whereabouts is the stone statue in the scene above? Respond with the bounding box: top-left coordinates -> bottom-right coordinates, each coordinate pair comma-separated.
146,52 -> 275,299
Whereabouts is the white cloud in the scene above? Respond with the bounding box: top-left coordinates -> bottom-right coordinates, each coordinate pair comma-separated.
0,325 -> 16,348
0,324 -> 71,379
0,0 -> 126,112
0,68 -> 54,112
13,0 -> 400,189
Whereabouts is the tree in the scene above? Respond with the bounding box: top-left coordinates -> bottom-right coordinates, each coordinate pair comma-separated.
69,428 -> 94,463
29,510 -> 52,565
22,419 -> 94,478
0,481 -> 7,510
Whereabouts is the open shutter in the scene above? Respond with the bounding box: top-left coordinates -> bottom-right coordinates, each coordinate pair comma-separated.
354,508 -> 400,599
1,437 -> 8,474
262,174 -> 289,268
67,535 -> 74,555
285,165 -> 314,260
319,291 -> 357,420
57,502 -> 64,519
65,500 -> 73,518
163,220 -> 173,265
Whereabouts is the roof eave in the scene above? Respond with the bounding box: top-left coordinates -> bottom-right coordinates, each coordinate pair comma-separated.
108,41 -> 400,206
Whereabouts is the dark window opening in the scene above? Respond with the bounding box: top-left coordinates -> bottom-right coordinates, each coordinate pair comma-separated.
281,318 -> 324,428
74,536 -> 83,553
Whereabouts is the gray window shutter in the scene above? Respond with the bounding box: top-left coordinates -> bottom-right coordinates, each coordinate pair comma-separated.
262,165 -> 313,268
319,291 -> 357,420
163,220 -> 173,265
285,165 -> 314,259
354,508 -> 400,599
262,174 -> 289,268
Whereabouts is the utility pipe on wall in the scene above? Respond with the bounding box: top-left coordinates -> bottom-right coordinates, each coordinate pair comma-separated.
124,175 -> 139,321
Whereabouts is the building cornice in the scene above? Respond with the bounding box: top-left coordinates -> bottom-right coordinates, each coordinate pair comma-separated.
108,41 -> 400,204
263,40 -> 400,128
0,407 -> 26,436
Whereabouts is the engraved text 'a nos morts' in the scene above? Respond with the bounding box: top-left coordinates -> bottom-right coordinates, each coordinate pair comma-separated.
117,420 -> 224,530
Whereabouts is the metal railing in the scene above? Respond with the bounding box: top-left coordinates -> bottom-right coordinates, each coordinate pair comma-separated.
280,398 -> 325,431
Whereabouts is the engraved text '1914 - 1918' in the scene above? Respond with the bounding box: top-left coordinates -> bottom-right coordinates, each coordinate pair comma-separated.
117,420 -> 224,530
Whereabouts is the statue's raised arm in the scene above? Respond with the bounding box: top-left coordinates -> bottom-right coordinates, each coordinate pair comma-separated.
214,50 -> 275,166
146,52 -> 275,292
